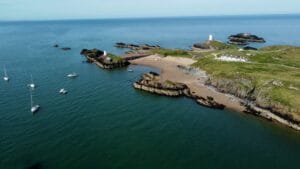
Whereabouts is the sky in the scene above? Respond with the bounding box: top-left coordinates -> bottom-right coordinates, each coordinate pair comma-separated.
0,0 -> 300,20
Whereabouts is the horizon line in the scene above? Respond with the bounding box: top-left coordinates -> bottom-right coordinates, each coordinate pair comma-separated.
1,13 -> 299,22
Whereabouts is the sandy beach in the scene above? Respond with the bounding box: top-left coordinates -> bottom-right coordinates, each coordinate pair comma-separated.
130,55 -> 246,112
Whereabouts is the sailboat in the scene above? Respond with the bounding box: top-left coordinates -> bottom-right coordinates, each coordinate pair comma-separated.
67,72 -> 78,78
28,74 -> 36,89
30,91 -> 40,113
3,66 -> 9,81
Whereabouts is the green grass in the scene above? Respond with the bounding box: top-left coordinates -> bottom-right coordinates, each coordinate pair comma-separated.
107,53 -> 124,62
193,45 -> 300,115
208,40 -> 238,50
151,48 -> 192,58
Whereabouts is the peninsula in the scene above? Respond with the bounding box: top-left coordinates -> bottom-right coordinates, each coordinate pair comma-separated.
81,35 -> 300,131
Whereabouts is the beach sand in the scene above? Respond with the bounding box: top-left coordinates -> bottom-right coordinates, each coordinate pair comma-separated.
130,55 -> 246,112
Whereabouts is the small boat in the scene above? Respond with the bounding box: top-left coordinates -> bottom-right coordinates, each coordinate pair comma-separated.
67,72 -> 78,78
59,88 -> 68,95
127,69 -> 133,72
30,91 -> 40,113
3,66 -> 9,81
28,74 -> 36,89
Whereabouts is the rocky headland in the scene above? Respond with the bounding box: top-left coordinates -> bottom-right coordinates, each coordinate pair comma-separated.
81,48 -> 130,69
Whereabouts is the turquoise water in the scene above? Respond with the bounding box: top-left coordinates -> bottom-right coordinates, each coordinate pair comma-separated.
1,15 -> 300,169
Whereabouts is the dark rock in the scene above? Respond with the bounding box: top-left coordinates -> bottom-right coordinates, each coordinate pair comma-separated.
228,39 -> 249,46
243,46 -> 258,50
115,42 -> 161,50
193,43 -> 211,50
61,47 -> 71,51
196,96 -> 225,109
228,33 -> 265,45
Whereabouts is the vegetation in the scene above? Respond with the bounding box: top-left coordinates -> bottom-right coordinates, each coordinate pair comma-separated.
208,40 -> 237,50
192,45 -> 300,116
107,53 -> 124,62
151,48 -> 191,58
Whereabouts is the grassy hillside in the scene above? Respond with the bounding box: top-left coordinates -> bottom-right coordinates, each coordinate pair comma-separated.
192,45 -> 300,118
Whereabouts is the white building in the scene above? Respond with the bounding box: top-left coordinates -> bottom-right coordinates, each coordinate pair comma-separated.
208,34 -> 214,41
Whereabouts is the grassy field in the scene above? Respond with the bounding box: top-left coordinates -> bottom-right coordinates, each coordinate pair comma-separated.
192,45 -> 300,117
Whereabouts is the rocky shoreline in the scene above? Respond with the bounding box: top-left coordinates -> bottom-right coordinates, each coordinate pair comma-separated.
133,72 -> 226,109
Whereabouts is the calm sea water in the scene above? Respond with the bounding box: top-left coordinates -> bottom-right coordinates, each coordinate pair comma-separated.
1,15 -> 300,169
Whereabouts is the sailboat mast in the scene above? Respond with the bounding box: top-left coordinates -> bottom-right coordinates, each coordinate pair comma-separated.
4,66 -> 7,77
31,74 -> 33,83
30,91 -> 33,107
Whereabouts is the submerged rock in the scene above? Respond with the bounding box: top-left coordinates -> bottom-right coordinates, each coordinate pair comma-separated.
61,47 -> 71,51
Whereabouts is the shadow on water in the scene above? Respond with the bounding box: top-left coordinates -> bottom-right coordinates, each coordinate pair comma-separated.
26,163 -> 44,169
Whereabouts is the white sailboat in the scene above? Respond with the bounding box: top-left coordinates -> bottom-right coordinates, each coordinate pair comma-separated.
3,66 -> 9,81
28,74 -> 36,89
67,72 -> 78,78
30,91 -> 40,113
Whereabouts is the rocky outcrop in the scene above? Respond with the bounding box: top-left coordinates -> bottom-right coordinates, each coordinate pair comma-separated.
133,72 -> 189,97
134,72 -> 226,109
196,96 -> 225,109
115,42 -> 161,50
228,33 -> 265,45
243,46 -> 258,50
80,48 -> 130,69
193,42 -> 212,50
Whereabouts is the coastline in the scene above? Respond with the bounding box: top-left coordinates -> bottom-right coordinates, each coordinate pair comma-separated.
130,55 -> 300,131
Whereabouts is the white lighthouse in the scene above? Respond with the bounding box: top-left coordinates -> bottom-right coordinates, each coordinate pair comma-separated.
208,34 -> 214,41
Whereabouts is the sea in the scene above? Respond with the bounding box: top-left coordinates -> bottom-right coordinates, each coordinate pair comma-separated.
1,15 -> 300,169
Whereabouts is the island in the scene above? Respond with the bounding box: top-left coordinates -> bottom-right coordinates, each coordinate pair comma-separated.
80,48 -> 130,69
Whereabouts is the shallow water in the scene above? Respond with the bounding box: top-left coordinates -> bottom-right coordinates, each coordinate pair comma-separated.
1,15 -> 300,169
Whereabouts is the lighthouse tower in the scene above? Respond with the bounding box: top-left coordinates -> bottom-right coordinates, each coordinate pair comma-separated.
208,34 -> 214,41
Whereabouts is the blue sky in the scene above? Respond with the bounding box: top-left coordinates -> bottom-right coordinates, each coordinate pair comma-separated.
1,0 -> 300,20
